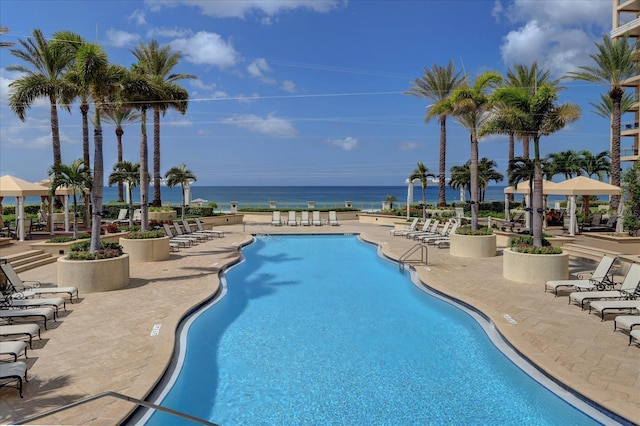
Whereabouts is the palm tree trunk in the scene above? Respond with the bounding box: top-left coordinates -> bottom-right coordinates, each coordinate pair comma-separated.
532,139 -> 544,247
49,93 -> 62,167
522,135 -> 530,159
507,133 -> 514,203
437,117 -> 447,207
470,134 -> 479,230
81,103 -> 91,227
152,107 -> 162,207
90,125 -> 104,253
610,91 -> 622,211
140,108 -> 149,231
116,128 -> 124,202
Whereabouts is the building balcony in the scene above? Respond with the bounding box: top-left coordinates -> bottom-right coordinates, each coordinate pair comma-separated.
612,17 -> 640,38
621,146 -> 639,162
622,73 -> 640,87
617,0 -> 640,12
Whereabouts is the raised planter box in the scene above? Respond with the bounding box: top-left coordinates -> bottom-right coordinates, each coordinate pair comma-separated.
119,236 -> 170,263
582,233 -> 640,255
57,254 -> 130,293
148,211 -> 177,222
493,230 -> 575,248
503,248 -> 568,284
199,214 -> 245,226
450,233 -> 496,258
358,213 -> 410,226
30,232 -> 130,256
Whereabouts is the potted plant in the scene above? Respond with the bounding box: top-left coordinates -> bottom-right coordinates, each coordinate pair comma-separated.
57,240 -> 129,293
503,236 -> 568,284
119,229 -> 170,263
450,225 -> 496,258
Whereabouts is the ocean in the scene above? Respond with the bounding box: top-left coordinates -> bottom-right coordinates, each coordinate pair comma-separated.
5,186 -> 564,210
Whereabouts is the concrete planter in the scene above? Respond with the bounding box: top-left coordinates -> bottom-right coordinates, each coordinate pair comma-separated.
57,254 -> 130,293
148,211 -> 177,222
450,233 -> 497,258
119,236 -> 170,263
30,232 -> 129,256
503,248 -> 568,284
493,230 -> 575,249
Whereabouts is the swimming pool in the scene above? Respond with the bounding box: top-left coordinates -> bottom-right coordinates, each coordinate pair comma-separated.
141,235 -> 613,425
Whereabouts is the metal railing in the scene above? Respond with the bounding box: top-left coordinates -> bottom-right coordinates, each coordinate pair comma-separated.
399,244 -> 428,272
13,391 -> 218,425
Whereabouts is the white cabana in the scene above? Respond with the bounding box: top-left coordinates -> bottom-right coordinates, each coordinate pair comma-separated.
0,175 -> 51,241
37,178 -> 86,233
545,176 -> 623,236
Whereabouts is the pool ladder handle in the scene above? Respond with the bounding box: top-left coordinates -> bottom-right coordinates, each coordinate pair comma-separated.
12,390 -> 218,426
399,243 -> 428,272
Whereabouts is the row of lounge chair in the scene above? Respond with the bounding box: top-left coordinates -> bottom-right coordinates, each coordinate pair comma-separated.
162,219 -> 225,250
545,258 -> 640,346
0,262 -> 80,397
271,211 -> 339,226
390,218 -> 459,248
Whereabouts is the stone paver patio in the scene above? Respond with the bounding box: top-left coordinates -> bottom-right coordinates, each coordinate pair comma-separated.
0,221 -> 638,424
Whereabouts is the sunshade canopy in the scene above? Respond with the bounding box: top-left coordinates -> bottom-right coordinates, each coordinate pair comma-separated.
0,175 -> 50,197
545,176 -> 623,196
503,180 -> 560,195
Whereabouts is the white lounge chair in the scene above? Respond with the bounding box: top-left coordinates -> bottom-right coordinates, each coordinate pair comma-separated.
0,341 -> 27,362
312,211 -> 322,226
328,211 -> 339,226
110,208 -> 128,225
0,324 -> 41,349
589,300 -> 640,321
426,220 -> 460,246
195,218 -> 224,237
0,361 -> 28,397
420,220 -> 453,243
614,315 -> 640,332
5,296 -> 66,319
390,217 -> 418,236
300,211 -> 311,226
1,263 -> 78,303
569,263 -> 640,310
0,307 -> 56,330
630,329 -> 640,346
287,211 -> 298,226
173,223 -> 204,242
405,219 -> 433,239
162,223 -> 193,247
271,211 -> 282,226
182,220 -> 214,240
545,255 -> 618,296
411,220 -> 439,240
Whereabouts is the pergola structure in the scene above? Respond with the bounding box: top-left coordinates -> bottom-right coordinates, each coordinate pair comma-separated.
0,175 -> 51,241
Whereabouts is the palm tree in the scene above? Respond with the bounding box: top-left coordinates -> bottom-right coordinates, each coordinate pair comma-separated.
71,43 -> 127,252
385,195 -> 397,210
567,35 -> 637,210
444,71 -> 502,230
489,85 -> 580,246
108,161 -> 140,227
504,62 -> 562,159
48,159 -> 92,238
409,162 -> 435,219
478,157 -> 504,202
8,29 -> 75,167
545,150 -> 582,180
131,40 -> 195,207
449,163 -> 471,201
578,150 -> 611,221
165,163 -> 197,222
102,106 -> 139,202
0,26 -> 14,48
406,61 -> 465,207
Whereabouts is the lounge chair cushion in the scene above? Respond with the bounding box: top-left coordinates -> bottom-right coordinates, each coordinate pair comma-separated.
0,361 -> 28,397
0,341 -> 27,362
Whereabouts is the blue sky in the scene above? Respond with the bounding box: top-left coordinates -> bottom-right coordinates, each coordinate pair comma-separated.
0,0 -> 621,186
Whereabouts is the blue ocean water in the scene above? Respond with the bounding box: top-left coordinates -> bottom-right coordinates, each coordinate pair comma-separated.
145,235 -> 601,425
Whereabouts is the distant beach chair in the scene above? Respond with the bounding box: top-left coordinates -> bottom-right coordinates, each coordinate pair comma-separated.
287,211 -> 298,226
329,211 -> 339,226
271,211 -> 282,226
300,211 -> 311,226
312,211 -> 322,226
112,208 -> 128,225
390,217 -> 418,236
194,218 -> 224,238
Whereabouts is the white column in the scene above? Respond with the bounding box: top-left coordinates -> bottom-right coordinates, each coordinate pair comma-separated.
405,179 -> 414,219
17,197 -> 25,241
184,181 -> 192,206
124,181 -> 130,204
504,193 -> 509,220
64,195 -> 70,232
524,194 -> 530,229
569,195 -> 576,237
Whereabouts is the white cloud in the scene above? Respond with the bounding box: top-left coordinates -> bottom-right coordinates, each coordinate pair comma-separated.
147,27 -> 193,38
221,113 -> 297,136
171,32 -> 238,68
147,0 -> 343,19
105,29 -> 141,47
326,136 -> 358,151
190,79 -> 229,99
128,9 -> 147,25
496,0 -> 610,75
280,80 -> 296,93
247,58 -> 277,84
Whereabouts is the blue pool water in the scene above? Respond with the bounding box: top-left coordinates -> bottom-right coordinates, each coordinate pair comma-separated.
143,235 -> 607,425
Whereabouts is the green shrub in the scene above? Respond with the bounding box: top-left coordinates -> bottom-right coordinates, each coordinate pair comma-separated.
510,236 -> 562,254
456,226 -> 493,236
126,230 -> 165,239
46,234 -> 91,243
68,241 -> 123,260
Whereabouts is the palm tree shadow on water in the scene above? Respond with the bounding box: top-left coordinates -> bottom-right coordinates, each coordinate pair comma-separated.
145,238 -> 302,425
